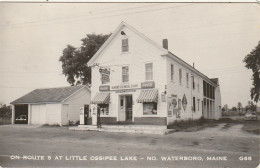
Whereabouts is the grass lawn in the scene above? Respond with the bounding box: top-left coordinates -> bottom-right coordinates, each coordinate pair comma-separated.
168,117 -> 260,135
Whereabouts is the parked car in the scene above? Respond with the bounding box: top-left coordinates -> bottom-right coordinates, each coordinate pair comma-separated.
244,111 -> 257,121
16,115 -> 27,121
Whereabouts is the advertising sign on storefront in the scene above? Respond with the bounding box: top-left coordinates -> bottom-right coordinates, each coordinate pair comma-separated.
99,68 -> 110,84
141,81 -> 155,89
99,85 -> 110,91
111,83 -> 139,90
182,94 -> 187,111
167,95 -> 178,117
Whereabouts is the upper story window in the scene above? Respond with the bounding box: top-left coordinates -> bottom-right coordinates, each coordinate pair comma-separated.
122,66 -> 129,82
122,39 -> 129,52
197,82 -> 200,92
179,69 -> 182,84
186,72 -> 189,87
170,64 -> 174,81
192,75 -> 195,90
145,63 -> 153,81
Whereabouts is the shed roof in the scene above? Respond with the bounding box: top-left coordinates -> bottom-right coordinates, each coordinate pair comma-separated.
11,85 -> 88,104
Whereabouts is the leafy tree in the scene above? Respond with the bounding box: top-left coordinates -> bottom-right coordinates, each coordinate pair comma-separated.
0,104 -> 12,118
231,107 -> 237,112
59,33 -> 111,85
245,101 -> 257,112
237,102 -> 242,112
243,41 -> 260,102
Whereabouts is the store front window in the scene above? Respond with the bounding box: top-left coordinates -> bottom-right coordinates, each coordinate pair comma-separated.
143,102 -> 157,115
99,104 -> 109,115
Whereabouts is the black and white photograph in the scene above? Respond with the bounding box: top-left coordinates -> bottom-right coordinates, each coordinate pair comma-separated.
0,1 -> 259,168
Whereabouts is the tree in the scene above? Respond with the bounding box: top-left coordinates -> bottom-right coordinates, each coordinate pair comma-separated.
243,41 -> 260,103
59,33 -> 111,85
231,107 -> 237,112
237,102 -> 242,112
0,104 -> 12,118
245,101 -> 257,112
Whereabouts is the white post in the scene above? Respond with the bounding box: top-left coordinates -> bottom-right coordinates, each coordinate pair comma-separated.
28,104 -> 31,125
11,105 -> 15,124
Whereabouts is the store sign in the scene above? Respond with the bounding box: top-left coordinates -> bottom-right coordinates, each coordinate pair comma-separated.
141,81 -> 155,89
182,94 -> 187,111
99,68 -> 110,74
115,89 -> 136,93
99,85 -> 110,91
111,83 -> 139,90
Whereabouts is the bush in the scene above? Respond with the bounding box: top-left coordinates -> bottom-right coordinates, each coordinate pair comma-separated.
67,120 -> 80,126
168,118 -> 205,129
0,105 -> 12,118
42,124 -> 60,127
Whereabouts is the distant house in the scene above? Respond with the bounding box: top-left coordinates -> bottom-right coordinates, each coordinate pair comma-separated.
10,85 -> 90,125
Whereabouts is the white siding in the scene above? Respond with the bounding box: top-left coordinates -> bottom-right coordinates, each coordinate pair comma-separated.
62,87 -> 90,125
31,104 -> 47,124
90,25 -> 167,121
46,104 -> 61,125
166,57 -> 204,124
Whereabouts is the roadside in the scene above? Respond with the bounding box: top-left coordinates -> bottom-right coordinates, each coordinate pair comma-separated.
0,121 -> 259,168
167,117 -> 260,135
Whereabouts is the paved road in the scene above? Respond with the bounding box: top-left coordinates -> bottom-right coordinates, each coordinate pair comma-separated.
0,124 -> 259,168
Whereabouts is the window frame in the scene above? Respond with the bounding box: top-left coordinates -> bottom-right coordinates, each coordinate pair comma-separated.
99,104 -> 109,116
122,66 -> 129,83
143,102 -> 157,115
171,64 -> 174,81
179,68 -> 182,84
145,63 -> 153,81
121,38 -> 129,52
186,72 -> 189,87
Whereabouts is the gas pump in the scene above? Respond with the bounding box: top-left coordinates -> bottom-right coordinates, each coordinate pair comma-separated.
79,107 -> 85,125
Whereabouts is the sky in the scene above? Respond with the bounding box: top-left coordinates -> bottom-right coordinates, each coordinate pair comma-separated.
0,3 -> 259,108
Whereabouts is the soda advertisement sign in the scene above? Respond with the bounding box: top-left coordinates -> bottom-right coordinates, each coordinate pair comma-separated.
167,95 -> 178,117
182,94 -> 188,111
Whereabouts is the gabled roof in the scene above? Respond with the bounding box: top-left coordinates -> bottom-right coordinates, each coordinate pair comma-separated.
210,78 -> 219,85
87,21 -> 168,66
87,21 -> 218,87
11,85 -> 88,104
166,51 -> 219,87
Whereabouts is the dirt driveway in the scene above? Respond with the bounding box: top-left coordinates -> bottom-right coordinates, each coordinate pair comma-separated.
0,122 -> 259,168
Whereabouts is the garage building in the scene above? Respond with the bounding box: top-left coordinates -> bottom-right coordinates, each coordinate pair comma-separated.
10,85 -> 90,125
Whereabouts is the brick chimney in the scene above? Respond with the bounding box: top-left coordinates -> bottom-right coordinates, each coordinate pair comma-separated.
162,39 -> 168,50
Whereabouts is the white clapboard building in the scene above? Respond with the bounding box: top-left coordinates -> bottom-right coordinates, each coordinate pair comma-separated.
10,85 -> 90,125
88,22 -> 221,126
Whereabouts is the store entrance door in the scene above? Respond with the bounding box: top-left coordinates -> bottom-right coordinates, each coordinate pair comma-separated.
125,95 -> 133,121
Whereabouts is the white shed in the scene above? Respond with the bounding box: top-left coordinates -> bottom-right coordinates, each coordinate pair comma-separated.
10,85 -> 90,125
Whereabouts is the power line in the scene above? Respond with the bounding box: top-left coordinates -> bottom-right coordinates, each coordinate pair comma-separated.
1,3 -> 194,29
1,3 -> 163,28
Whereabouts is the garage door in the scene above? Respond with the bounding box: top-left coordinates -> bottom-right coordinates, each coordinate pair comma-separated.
31,104 -> 46,124
15,105 -> 28,124
46,104 -> 61,125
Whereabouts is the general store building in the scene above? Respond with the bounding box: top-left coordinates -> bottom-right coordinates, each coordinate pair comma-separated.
88,22 -> 221,126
